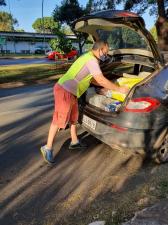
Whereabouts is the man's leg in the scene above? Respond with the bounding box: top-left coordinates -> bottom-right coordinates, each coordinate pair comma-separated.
40,83 -> 61,164
69,123 -> 88,149
46,122 -> 59,149
69,97 -> 79,145
69,100 -> 87,149
70,124 -> 78,144
40,122 -> 59,164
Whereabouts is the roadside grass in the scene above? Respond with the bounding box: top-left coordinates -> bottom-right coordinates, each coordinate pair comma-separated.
0,60 -> 133,85
156,179 -> 168,198
0,63 -> 71,84
105,173 -> 168,225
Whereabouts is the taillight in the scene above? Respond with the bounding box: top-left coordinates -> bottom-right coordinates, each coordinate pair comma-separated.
124,97 -> 160,113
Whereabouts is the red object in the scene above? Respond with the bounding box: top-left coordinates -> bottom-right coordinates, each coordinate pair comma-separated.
48,51 -> 65,60
48,50 -> 78,60
65,50 -> 78,59
117,12 -> 138,17
52,84 -> 78,129
111,124 -> 128,132
124,97 -> 160,113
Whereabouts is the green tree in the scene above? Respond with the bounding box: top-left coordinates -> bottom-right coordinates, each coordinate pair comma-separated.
49,32 -> 73,53
117,0 -> 168,50
86,0 -> 116,12
32,17 -> 60,33
53,0 -> 87,54
85,0 -> 94,13
106,0 -> 115,9
61,24 -> 74,35
0,11 -> 18,31
0,0 -> 6,6
16,29 -> 25,32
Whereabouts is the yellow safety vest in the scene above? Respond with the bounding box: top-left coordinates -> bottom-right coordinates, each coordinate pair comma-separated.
58,51 -> 96,98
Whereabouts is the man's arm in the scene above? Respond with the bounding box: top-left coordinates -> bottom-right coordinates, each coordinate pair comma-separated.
86,59 -> 129,94
91,78 -> 101,86
93,73 -> 129,94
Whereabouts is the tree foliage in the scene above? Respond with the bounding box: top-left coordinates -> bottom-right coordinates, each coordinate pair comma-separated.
117,0 -> 165,16
53,0 -> 168,52
85,0 -> 116,13
84,0 -> 168,50
32,17 -> 60,34
0,0 -> 6,6
53,0 -> 88,54
0,11 -> 18,31
91,0 -> 116,11
16,29 -> 25,32
49,32 -> 73,53
61,24 -> 74,35
53,0 -> 84,26
53,0 -> 120,53
85,0 -> 94,14
117,0 -> 168,50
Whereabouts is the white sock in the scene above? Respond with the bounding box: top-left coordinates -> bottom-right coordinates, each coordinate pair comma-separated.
71,140 -> 79,145
44,145 -> 52,151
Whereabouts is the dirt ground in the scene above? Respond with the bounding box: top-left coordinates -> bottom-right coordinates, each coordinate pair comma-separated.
1,83 -> 168,225
1,127 -> 168,225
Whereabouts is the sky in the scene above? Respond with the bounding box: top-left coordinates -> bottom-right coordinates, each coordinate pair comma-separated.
0,0 -> 155,32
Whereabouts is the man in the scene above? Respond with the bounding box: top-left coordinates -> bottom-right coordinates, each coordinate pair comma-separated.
40,40 -> 129,164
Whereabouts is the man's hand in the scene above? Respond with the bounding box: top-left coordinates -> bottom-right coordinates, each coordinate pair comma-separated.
91,78 -> 101,86
93,74 -> 130,94
97,88 -> 108,95
118,86 -> 130,94
98,86 -> 129,96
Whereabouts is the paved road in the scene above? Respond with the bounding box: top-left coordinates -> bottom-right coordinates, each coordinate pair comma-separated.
0,58 -> 55,65
0,84 -> 145,225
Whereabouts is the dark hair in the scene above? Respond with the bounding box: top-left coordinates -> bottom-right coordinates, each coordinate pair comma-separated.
92,40 -> 109,50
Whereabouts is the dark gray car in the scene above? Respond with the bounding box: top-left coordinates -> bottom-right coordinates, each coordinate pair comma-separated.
73,10 -> 168,163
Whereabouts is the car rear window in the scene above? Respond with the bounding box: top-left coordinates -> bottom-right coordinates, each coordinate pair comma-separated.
97,27 -> 149,50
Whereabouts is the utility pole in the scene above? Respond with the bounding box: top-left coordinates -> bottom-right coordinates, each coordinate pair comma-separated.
42,0 -> 46,53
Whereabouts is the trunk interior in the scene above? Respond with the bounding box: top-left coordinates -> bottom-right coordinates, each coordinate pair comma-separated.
85,54 -> 155,113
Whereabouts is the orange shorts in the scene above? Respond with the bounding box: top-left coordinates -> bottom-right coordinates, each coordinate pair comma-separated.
52,84 -> 78,129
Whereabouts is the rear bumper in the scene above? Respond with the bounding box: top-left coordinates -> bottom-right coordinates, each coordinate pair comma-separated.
82,116 -> 147,150
79,102 -> 168,152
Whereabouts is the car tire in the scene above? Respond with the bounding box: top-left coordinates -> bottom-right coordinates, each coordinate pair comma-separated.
152,128 -> 168,163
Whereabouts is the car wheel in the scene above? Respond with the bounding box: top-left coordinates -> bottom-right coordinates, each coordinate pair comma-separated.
153,128 -> 168,163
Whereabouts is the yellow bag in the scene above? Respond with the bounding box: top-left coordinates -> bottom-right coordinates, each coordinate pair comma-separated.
111,91 -> 126,102
117,77 -> 143,88
107,77 -> 144,102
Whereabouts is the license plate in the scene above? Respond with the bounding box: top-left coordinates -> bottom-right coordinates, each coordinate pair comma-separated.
82,115 -> 97,130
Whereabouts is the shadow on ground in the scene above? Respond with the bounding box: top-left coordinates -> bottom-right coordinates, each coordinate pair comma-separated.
0,84 -> 159,225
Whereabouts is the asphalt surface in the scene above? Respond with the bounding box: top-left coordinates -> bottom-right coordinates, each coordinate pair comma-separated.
0,84 -> 145,225
0,58 -> 55,65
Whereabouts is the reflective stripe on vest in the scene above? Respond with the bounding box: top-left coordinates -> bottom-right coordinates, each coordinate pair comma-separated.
58,51 -> 96,98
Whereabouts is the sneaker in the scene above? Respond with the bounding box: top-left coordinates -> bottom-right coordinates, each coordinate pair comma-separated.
40,145 -> 55,164
69,140 -> 88,150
